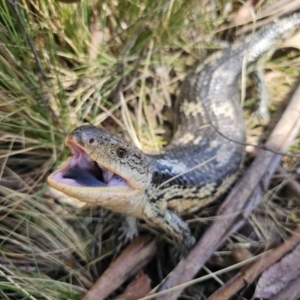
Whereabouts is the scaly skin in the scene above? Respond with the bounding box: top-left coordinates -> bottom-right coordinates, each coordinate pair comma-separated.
48,14 -> 300,249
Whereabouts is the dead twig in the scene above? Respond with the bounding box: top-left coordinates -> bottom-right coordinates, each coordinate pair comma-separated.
209,227 -> 300,299
113,272 -> 152,300
155,83 -> 300,299
83,236 -> 156,300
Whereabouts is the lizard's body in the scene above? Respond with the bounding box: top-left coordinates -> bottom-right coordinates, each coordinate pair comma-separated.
48,14 -> 300,248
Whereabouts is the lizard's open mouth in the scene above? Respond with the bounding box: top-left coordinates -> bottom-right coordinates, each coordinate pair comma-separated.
48,142 -> 128,188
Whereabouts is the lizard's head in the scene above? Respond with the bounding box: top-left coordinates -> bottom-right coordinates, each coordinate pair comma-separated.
47,125 -> 152,215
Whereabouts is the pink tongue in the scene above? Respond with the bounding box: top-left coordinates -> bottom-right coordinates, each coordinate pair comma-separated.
69,151 -> 80,168
69,151 -> 93,169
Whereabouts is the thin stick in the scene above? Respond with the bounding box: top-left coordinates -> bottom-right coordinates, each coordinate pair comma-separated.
83,236 -> 156,300
209,227 -> 300,299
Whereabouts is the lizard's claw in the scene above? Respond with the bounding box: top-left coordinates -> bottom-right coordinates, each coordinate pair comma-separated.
118,216 -> 138,242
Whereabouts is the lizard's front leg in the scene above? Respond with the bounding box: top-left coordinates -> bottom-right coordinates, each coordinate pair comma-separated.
143,200 -> 195,250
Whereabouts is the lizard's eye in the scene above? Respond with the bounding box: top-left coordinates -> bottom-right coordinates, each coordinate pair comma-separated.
116,147 -> 127,158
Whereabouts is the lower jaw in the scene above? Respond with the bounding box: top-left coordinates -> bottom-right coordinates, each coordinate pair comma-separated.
48,179 -> 145,217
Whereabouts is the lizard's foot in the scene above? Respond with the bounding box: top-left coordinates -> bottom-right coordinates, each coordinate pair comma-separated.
144,202 -> 195,254
118,216 -> 138,242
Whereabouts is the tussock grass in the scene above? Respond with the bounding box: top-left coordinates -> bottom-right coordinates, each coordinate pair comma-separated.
0,0 -> 299,298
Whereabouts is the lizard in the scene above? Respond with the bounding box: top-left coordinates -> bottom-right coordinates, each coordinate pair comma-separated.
48,13 -> 300,249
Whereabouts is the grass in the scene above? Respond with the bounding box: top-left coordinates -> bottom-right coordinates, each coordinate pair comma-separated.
0,0 -> 300,299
